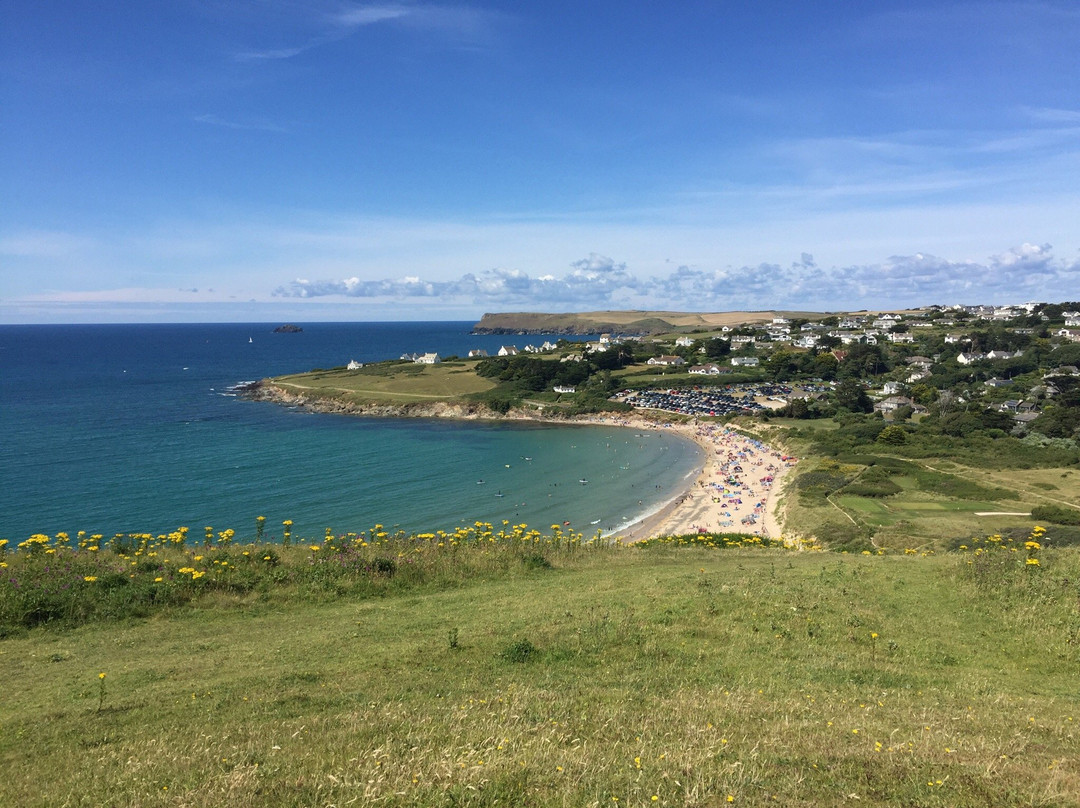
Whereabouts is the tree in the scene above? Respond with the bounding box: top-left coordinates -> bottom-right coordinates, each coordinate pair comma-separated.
877,424 -> 908,445
703,337 -> 731,358
836,379 -> 872,413
909,383 -> 938,407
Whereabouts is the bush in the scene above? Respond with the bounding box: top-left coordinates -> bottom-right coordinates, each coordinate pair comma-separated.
842,480 -> 902,497
1030,504 -> 1080,526
501,637 -> 539,663
810,519 -> 874,553
876,424 -> 908,445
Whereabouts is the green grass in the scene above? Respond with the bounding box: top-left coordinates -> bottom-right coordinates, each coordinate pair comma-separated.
3,536 -> 1079,807
274,362 -> 496,403
777,440 -> 1075,550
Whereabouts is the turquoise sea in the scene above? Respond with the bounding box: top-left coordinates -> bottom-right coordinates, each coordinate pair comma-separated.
0,323 -> 702,542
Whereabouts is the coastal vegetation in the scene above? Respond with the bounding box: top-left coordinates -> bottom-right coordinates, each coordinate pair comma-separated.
3,524 -> 1078,806
250,301 -> 1080,552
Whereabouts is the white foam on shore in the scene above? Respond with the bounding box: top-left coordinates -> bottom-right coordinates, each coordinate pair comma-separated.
601,437 -> 704,537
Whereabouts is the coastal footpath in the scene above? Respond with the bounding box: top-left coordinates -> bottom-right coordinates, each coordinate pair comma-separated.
245,381 -> 796,542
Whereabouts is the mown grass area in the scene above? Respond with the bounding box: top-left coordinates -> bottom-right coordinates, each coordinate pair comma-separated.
274,362 -> 496,403
2,530 -> 1079,807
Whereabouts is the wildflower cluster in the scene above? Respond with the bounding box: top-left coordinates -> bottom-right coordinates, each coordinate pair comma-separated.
0,519 -> 611,630
636,532 -> 794,551
954,526 -> 1047,566
954,526 -> 1053,598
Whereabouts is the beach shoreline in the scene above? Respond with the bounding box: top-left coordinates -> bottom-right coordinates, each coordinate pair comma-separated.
246,382 -> 796,541
564,415 -> 797,543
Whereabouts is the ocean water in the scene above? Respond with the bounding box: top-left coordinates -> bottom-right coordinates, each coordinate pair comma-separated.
0,323 -> 702,542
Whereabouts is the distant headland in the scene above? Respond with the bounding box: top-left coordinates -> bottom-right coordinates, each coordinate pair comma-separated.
273,324 -> 303,333
471,309 -> 836,335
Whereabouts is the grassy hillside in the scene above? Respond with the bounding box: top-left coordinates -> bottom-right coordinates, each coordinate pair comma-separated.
3,532 -> 1078,807
754,419 -> 1079,551
272,361 -> 497,403
472,311 -> 827,335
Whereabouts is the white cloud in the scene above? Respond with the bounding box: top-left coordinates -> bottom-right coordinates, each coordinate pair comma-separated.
271,244 -> 1080,312
233,46 -> 306,62
335,5 -> 413,27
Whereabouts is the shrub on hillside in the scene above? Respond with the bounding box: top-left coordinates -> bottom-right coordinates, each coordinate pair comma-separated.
1030,504 -> 1080,526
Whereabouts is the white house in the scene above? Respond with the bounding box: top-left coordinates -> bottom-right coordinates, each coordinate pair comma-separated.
415,353 -> 441,364
675,336 -> 695,347
957,352 -> 986,365
730,356 -> 760,367
647,355 -> 686,366
347,359 -> 363,370
553,385 -> 576,394
498,345 -> 519,356
468,349 -> 488,358
688,364 -> 722,375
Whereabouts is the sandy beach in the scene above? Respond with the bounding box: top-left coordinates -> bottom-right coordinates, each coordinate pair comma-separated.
251,384 -> 796,542
582,418 -> 797,543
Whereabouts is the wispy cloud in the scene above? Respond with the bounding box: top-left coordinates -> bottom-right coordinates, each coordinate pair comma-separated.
334,4 -> 414,27
193,114 -> 290,133
233,46 -> 306,62
0,230 -> 100,258
232,2 -> 501,62
1020,106 -> 1080,124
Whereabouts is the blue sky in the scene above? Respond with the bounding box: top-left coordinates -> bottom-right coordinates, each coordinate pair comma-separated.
2,1 -> 1079,323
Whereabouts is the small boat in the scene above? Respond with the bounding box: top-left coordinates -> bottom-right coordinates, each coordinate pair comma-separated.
477,480 -> 485,485
495,491 -> 505,498
590,518 -> 601,525
579,478 -> 588,484
248,337 -> 253,343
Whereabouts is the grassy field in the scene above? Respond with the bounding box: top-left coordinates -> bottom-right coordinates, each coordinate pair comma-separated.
3,533 -> 1078,807
750,419 -> 1079,551
273,361 -> 497,403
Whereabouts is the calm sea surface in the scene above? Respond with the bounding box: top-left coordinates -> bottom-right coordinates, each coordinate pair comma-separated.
0,323 -> 701,542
